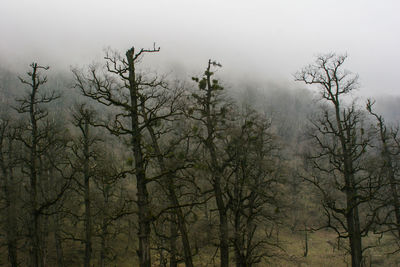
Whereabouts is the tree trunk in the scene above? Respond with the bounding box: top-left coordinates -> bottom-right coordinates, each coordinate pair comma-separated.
232,170 -> 243,267
346,174 -> 363,267
143,119 -> 194,267
100,228 -> 106,267
203,60 -> 229,267
169,214 -> 178,267
303,224 -> 308,257
126,48 -> 151,267
337,105 -> 363,267
137,180 -> 151,267
84,169 -> 92,267
206,143 -> 229,267
54,214 -> 65,267
234,211 -> 243,267
3,172 -> 18,267
207,139 -> 229,267
216,185 -> 229,267
0,135 -> 18,267
170,185 -> 194,267
29,72 -> 41,267
347,204 -> 363,267
83,119 -> 92,267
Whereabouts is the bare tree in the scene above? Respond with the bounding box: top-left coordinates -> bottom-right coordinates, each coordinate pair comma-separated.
226,107 -> 283,266
189,60 -> 235,267
15,63 -> 70,267
367,100 -> 400,242
295,54 -> 376,267
140,83 -> 195,267
0,115 -> 20,267
91,156 -> 132,267
73,45 -> 162,267
69,103 -> 100,267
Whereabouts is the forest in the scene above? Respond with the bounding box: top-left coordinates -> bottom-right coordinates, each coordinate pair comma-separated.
0,46 -> 400,267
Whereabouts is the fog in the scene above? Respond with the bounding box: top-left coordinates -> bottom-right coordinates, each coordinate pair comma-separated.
1,0 -> 399,96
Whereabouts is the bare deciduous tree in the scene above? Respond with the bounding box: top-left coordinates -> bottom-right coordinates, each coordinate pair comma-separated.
69,103 -> 100,267
73,45 -> 163,267
16,63 -> 70,267
0,116 -> 19,267
189,60 -> 234,267
367,100 -> 400,244
295,54 -> 376,267
226,107 -> 283,266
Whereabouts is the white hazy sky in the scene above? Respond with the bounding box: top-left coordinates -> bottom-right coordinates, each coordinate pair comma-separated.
0,0 -> 399,96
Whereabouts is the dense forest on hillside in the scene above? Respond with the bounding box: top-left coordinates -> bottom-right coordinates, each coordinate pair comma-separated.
1,46 -> 400,267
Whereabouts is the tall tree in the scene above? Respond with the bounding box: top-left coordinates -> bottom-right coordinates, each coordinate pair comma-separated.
16,63 -> 70,267
92,156 -> 132,267
69,104 -> 99,267
73,45 -> 161,267
295,54 -> 375,267
226,107 -> 282,266
367,100 -> 400,241
140,84 -> 195,267
0,116 -> 19,267
189,60 -> 234,267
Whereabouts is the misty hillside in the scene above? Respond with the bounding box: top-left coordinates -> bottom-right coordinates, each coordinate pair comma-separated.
1,0 -> 400,266
0,48 -> 399,267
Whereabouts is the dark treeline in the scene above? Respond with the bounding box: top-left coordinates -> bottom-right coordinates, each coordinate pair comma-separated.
0,46 -> 400,267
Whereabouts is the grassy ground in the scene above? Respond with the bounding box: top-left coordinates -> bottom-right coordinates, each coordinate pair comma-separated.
186,227 -> 400,266
266,227 -> 400,267
3,227 -> 400,266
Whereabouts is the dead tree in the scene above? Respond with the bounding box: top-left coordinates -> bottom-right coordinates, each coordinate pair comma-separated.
16,63 -> 70,267
73,45 -> 161,267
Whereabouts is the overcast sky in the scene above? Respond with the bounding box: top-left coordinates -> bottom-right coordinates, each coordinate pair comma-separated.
0,0 -> 399,96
